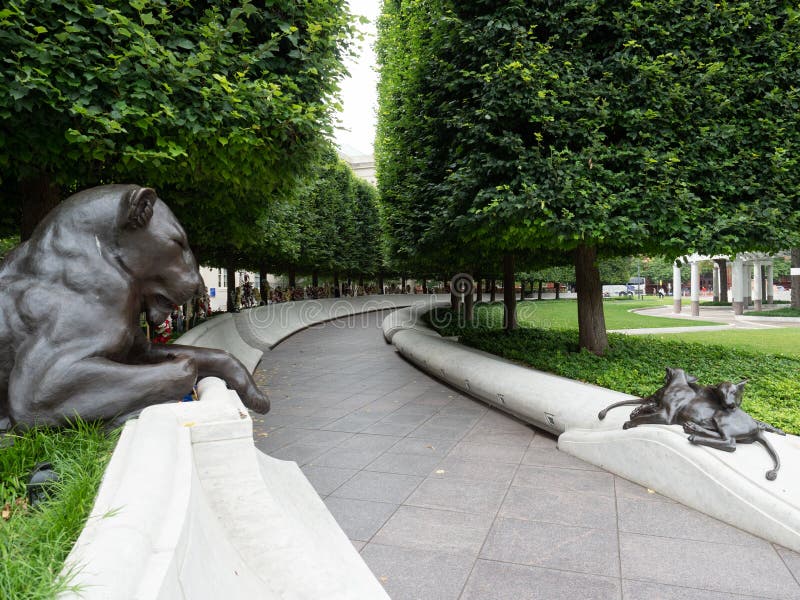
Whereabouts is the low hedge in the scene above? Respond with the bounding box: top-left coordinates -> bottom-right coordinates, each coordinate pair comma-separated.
426,308 -> 800,435
744,307 -> 800,317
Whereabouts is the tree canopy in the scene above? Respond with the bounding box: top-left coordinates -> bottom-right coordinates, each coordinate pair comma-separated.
0,0 -> 357,255
377,0 -> 800,351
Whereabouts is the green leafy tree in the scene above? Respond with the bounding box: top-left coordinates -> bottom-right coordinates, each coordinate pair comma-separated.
0,0 -> 355,251
377,0 -> 800,353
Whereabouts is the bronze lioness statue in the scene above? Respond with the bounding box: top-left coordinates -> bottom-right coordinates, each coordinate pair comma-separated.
681,380 -> 784,481
0,185 -> 269,429
598,368 -> 784,480
597,367 -> 698,425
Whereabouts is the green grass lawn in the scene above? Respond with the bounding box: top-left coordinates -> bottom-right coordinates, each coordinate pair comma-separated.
645,328 -> 800,357
0,423 -> 118,598
463,299 -> 721,330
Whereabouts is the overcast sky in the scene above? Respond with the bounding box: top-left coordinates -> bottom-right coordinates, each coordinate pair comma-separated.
333,0 -> 380,157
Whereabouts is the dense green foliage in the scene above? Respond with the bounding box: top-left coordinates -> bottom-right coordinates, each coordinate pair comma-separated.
0,0 -> 370,264
0,236 -> 18,261
290,147 -> 384,278
377,0 -> 800,258
426,308 -> 800,434
0,423 -> 118,598
377,0 -> 800,349
744,307 -> 800,317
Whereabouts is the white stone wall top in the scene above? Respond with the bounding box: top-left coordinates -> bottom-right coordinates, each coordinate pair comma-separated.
61,379 -> 390,599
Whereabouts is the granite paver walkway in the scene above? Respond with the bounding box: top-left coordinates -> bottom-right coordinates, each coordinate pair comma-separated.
250,311 -> 800,600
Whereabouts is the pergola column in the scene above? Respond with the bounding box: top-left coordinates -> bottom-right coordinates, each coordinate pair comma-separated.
743,264 -> 752,308
690,261 -> 700,316
768,263 -> 774,304
672,262 -> 682,314
753,262 -> 763,311
712,262 -> 720,303
731,258 -> 744,315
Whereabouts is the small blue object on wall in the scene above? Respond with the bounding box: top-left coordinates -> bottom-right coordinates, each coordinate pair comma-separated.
209,288 -> 216,297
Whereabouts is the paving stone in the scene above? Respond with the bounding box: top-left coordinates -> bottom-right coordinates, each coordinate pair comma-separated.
775,545 -> 800,581
406,476 -> 509,515
409,417 -> 476,440
363,415 -> 432,437
474,410 -> 532,433
431,457 -> 517,485
310,447 -> 386,470
331,471 -> 423,504
462,427 -> 534,447
268,442 -> 329,466
621,579 -> 767,599
513,464 -> 615,496
389,404 -> 441,417
617,496 -> 767,547
365,451 -> 443,477
614,476 -> 675,503
522,446 -> 601,470
251,426 -> 309,452
323,497 -> 398,542
460,559 -> 621,600
481,517 -> 620,577
337,433 -> 403,452
300,465 -> 357,496
407,395 -> 454,408
361,543 -> 474,600
387,437 -> 458,457
320,413 -> 383,432
448,440 -> 527,464
499,485 -> 618,530
528,432 -> 558,448
619,532 -> 800,598
372,505 -> 493,556
294,428 -> 354,447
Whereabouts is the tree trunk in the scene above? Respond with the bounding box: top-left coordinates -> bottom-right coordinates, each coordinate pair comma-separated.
378,273 -> 384,294
555,281 -> 561,300
464,286 -> 474,323
312,271 -> 319,287
503,253 -> 517,332
401,274 -> 407,293
575,244 -> 608,355
288,268 -> 296,289
490,278 -> 496,302
537,280 -> 543,300
792,249 -> 800,309
20,174 -> 61,241
716,259 -> 728,303
422,279 -> 427,294
476,278 -> 482,302
333,272 -> 340,297
226,264 -> 237,312
520,280 -> 525,302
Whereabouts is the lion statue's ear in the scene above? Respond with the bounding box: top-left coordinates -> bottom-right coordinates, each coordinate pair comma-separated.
125,187 -> 157,229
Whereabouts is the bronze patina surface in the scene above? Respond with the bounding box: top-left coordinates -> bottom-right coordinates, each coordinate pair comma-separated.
0,185 -> 268,429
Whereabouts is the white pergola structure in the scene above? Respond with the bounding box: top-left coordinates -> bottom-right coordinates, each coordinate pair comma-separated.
674,252 -> 775,316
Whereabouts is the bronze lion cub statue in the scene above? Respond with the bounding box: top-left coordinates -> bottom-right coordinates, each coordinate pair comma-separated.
0,185 -> 269,429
